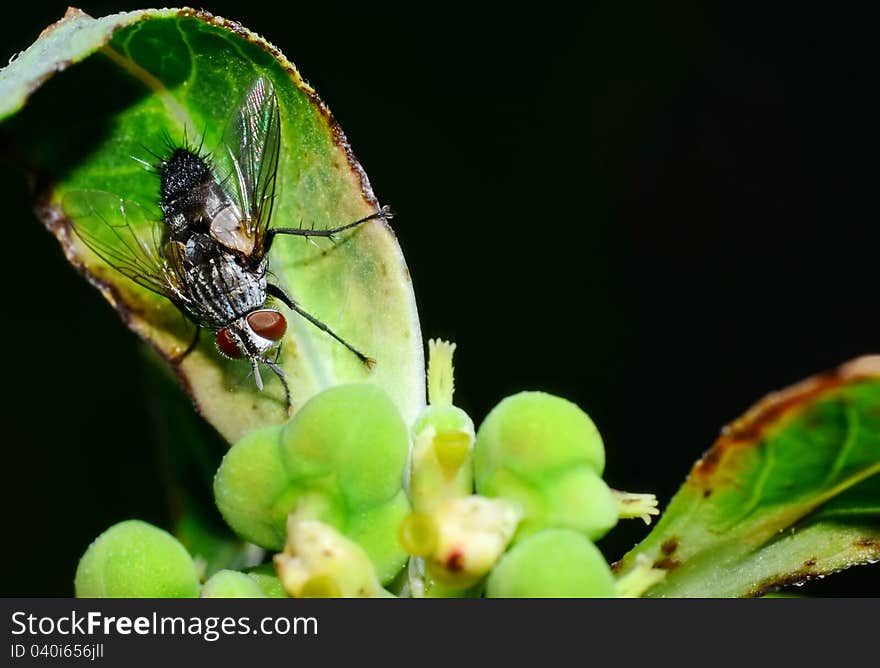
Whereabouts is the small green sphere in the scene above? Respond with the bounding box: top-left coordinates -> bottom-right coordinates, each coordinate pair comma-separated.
213,424 -> 298,551
280,384 -> 410,507
474,392 -> 605,483
75,520 -> 199,598
474,392 -> 613,539
486,529 -> 616,598
201,570 -> 267,598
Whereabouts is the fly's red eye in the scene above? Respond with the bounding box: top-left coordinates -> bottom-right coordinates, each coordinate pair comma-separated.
247,310 -> 287,341
216,328 -> 244,358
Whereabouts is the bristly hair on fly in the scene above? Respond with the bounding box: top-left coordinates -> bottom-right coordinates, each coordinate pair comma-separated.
64,76 -> 391,414
131,125 -> 214,176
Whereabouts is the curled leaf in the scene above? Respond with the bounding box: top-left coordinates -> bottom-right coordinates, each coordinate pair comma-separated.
614,356 -> 880,597
0,8 -> 424,440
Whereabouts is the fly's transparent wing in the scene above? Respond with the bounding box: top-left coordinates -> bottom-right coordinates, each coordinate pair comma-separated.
62,190 -> 183,300
222,76 -> 281,253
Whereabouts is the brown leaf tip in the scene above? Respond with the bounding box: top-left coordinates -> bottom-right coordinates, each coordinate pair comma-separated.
40,7 -> 89,38
838,355 -> 880,380
692,355 -> 880,480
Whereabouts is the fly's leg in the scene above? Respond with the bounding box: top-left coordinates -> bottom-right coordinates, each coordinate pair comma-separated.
250,357 -> 264,391
263,205 -> 392,253
270,344 -> 283,364
171,324 -> 201,364
262,358 -> 292,415
249,352 -> 291,414
267,282 -> 376,368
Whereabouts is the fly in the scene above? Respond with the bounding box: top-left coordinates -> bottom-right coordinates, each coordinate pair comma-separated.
63,77 -> 390,412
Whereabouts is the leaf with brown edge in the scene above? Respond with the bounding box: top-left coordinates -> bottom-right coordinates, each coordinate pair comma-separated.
0,8 -> 424,442
614,356 -> 880,597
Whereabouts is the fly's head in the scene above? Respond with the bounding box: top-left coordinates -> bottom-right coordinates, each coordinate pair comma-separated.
215,308 -> 291,409
216,309 -> 288,363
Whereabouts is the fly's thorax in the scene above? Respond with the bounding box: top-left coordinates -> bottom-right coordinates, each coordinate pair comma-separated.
161,149 -> 212,203
181,233 -> 216,266
161,150 -> 254,255
160,149 -> 213,234
163,181 -> 229,231
216,309 -> 288,359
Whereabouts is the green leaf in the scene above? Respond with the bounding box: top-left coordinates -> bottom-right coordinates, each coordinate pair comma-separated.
614,356 -> 880,597
0,8 -> 424,441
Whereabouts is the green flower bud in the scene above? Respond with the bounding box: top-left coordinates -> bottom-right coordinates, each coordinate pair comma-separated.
201,570 -> 266,598
475,392 -> 605,480
279,384 -> 411,508
75,520 -> 199,598
214,384 -> 411,584
475,392 -> 654,541
212,424 -> 291,550
486,529 -> 616,598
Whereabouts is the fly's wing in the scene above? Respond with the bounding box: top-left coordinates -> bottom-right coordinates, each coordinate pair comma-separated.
62,190 -> 185,302
221,76 -> 281,258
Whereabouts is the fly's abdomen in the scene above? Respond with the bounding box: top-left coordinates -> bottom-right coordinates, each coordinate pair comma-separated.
185,255 -> 267,328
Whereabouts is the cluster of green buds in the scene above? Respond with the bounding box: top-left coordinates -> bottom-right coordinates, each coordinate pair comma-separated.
398,340 -> 664,597
212,383 -> 412,595
77,384 -> 412,598
74,339 -> 665,598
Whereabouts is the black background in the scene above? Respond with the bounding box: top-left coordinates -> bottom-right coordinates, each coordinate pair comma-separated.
0,2 -> 878,596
